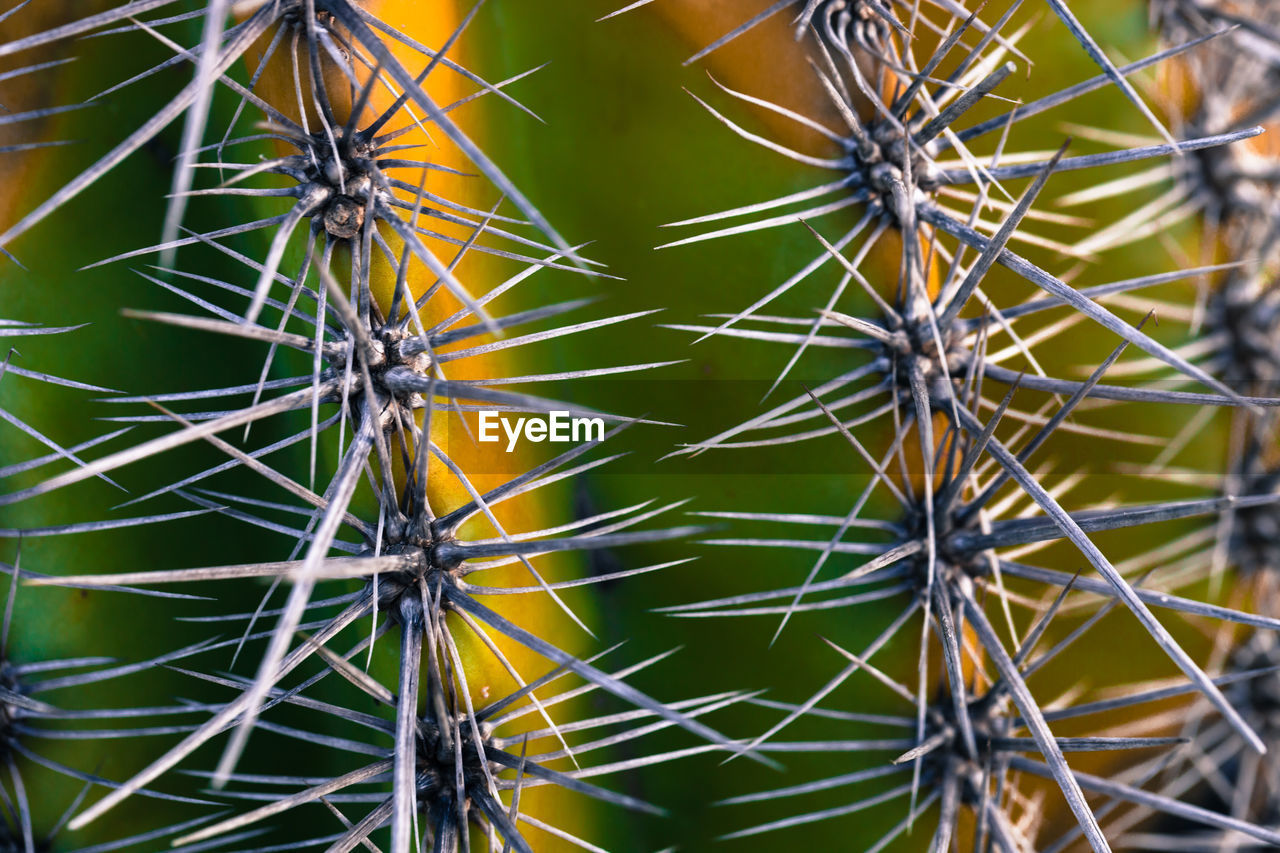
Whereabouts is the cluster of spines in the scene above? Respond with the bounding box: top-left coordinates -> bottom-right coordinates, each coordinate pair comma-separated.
600,0 -> 1280,848
0,2 -> 748,850
0,551 -> 251,848
1110,3 -> 1280,847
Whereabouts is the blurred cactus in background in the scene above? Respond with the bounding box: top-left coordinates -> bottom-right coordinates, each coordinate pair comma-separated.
3,1 -> 1280,851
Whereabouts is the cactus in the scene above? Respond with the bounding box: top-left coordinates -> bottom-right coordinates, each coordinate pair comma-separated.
4,0 -> 1280,851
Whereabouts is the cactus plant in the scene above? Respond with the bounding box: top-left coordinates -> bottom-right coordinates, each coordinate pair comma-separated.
4,0 -> 1280,851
